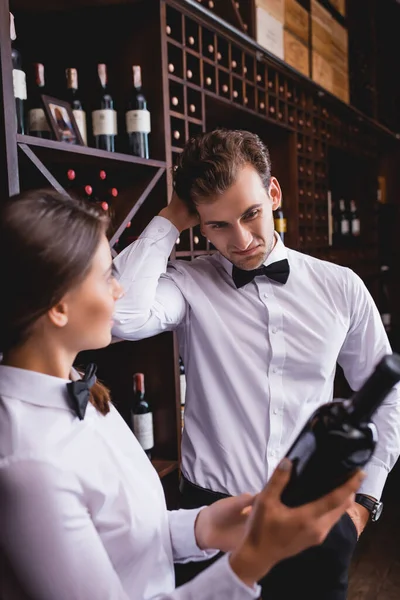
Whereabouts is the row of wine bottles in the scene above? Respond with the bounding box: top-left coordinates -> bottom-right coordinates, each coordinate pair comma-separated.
331,197 -> 360,243
10,13 -> 151,158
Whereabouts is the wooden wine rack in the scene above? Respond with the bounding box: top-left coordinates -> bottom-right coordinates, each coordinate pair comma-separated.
1,0 -> 400,507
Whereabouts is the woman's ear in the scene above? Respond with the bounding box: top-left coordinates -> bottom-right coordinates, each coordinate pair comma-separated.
48,302 -> 69,328
269,177 -> 282,211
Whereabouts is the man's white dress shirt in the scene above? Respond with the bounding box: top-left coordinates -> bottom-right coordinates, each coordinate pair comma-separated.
113,216 -> 400,499
0,365 -> 260,599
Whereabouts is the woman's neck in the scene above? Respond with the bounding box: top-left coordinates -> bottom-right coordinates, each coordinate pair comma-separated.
3,338 -> 75,380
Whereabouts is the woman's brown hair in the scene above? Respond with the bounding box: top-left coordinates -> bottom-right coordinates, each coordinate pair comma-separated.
0,189 -> 111,415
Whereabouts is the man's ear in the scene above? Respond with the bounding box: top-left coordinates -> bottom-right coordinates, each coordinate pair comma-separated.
48,302 -> 69,328
269,177 -> 282,211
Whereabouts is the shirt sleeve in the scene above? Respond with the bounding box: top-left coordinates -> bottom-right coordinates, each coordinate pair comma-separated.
0,458 -> 130,600
337,270 -> 400,500
156,554 -> 261,600
0,458 -> 260,600
167,508 -> 219,563
112,216 -> 187,341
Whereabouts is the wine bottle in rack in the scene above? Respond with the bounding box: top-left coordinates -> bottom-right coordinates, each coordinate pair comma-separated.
126,65 -> 151,159
28,63 -> 51,139
282,354 -> 400,507
9,13 -> 26,135
131,373 -> 154,459
65,168 -> 77,194
65,68 -> 87,145
350,199 -> 360,237
274,203 -> 287,242
92,63 -> 117,152
337,198 -> 350,238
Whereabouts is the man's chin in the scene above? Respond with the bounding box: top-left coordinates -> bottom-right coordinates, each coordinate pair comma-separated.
231,252 -> 265,271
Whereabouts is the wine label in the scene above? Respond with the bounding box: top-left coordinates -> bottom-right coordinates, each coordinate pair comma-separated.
73,109 -> 87,145
13,69 -> 27,100
126,109 -> 151,134
340,220 -> 350,235
352,219 -> 360,236
274,217 -> 287,233
92,109 -> 117,136
28,108 -> 50,132
133,413 -> 154,451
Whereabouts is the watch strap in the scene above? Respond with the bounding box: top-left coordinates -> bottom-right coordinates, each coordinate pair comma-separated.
355,494 -> 377,513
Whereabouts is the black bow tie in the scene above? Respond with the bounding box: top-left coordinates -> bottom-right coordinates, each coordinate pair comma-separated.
232,259 -> 290,289
66,363 -> 97,420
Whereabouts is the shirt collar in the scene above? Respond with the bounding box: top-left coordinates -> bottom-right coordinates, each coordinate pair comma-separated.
0,364 -> 81,413
217,232 -> 288,277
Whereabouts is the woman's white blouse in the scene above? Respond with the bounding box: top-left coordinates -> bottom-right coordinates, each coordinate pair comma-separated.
0,365 -> 260,599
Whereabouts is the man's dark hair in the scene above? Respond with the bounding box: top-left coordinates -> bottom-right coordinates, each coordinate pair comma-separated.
174,129 -> 272,210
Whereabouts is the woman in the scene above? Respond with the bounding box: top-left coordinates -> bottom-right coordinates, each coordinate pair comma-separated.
0,189 -> 363,600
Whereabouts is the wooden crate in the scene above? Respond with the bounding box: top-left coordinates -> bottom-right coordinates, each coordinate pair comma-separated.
284,0 -> 309,45
331,19 -> 348,73
284,29 -> 310,77
332,64 -> 349,103
312,50 -> 333,92
330,0 -> 346,17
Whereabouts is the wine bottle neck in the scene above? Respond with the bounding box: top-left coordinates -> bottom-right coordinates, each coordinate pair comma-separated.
34,63 -> 45,87
66,68 -> 78,91
132,65 -> 142,90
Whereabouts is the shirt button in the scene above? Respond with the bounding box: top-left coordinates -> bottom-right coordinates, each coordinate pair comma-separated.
263,293 -> 268,299
270,450 -> 277,457
273,408 -> 278,415
272,327 -> 278,334
272,367 -> 278,374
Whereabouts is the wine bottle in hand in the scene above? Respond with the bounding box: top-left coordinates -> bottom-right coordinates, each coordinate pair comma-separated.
281,354 -> 400,507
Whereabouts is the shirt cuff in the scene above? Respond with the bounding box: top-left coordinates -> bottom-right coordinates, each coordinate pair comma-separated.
180,554 -> 261,599
357,459 -> 389,500
168,508 -> 219,563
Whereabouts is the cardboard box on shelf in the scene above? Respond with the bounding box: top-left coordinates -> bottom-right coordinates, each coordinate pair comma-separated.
255,0 -> 285,23
284,0 -> 309,45
255,6 -> 284,59
312,50 -> 333,93
284,29 -> 310,77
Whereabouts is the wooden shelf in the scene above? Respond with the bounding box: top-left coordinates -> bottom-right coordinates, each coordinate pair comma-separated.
16,135 -> 167,170
13,0 -> 144,9
152,459 -> 179,479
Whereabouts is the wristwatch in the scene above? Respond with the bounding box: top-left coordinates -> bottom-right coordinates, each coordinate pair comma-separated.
355,494 -> 384,522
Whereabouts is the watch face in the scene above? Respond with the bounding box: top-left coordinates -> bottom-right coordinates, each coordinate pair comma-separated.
372,502 -> 383,521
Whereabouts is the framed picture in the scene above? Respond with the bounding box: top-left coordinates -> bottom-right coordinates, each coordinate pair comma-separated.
41,95 -> 84,145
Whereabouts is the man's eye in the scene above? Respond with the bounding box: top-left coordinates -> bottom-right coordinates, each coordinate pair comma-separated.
245,210 -> 259,219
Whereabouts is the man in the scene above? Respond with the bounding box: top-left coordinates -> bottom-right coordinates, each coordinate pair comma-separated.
113,129 -> 400,599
